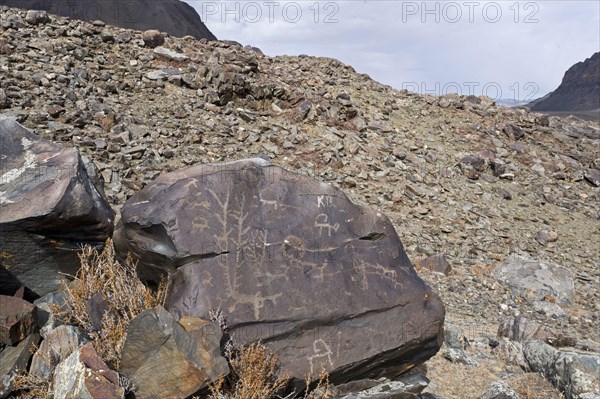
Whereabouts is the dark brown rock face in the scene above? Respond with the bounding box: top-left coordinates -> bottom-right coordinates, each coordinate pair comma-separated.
0,0 -> 216,40
114,159 -> 445,384
531,52 -> 600,113
0,116 -> 114,298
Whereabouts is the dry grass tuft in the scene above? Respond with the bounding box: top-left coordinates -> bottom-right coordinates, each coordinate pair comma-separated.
57,239 -> 167,369
471,263 -> 497,277
303,369 -> 333,399
513,372 -> 565,399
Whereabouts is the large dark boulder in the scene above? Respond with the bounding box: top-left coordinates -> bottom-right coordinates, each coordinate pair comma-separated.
0,0 -> 216,40
114,158 -> 445,384
0,116 -> 114,298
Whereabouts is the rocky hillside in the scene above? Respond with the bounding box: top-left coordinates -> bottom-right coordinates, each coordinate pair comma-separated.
1,6 -> 599,399
531,52 -> 600,116
0,0 -> 216,40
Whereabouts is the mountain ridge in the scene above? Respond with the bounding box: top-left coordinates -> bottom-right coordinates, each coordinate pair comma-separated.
0,0 -> 217,40
530,52 -> 600,117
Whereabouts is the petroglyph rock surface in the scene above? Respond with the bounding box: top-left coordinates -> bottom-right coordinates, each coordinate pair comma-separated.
114,158 -> 445,384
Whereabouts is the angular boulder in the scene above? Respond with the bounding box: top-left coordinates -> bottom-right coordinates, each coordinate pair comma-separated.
0,295 -> 37,345
0,116 -> 114,298
0,333 -> 40,398
120,305 -> 228,399
114,159 -> 445,383
416,253 -> 452,275
30,325 -> 88,380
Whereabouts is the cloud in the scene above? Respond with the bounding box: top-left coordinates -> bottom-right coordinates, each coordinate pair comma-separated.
187,0 -> 600,100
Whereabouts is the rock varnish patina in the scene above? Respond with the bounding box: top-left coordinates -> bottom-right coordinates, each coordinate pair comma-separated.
114,158 -> 445,384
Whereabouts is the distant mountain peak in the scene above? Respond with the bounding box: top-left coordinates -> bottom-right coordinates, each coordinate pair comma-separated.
530,52 -> 599,114
0,0 -> 216,40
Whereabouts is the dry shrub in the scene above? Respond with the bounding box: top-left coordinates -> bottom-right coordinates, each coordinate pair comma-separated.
204,309 -> 331,399
57,239 -> 167,369
303,369 -> 332,399
12,371 -> 51,399
208,341 -> 291,399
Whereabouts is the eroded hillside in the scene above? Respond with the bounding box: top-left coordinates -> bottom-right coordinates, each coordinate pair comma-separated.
1,6 -> 599,398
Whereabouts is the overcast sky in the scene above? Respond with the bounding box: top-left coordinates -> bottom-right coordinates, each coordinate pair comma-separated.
185,1 -> 599,101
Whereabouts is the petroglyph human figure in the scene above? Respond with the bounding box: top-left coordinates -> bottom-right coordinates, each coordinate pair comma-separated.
315,213 -> 340,236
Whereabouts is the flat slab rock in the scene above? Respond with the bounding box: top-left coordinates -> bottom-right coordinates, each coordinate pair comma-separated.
493,256 -> 575,305
0,116 -> 114,298
114,159 -> 445,384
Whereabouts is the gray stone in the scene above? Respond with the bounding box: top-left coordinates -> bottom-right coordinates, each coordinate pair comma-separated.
100,29 -> 114,42
0,116 -> 114,298
460,155 -> 487,180
536,230 -> 559,245
442,324 -> 478,366
114,159 -> 445,384
154,46 -> 189,62
480,381 -> 520,399
503,124 -> 525,140
0,333 -> 40,398
0,89 -> 10,109
416,254 -> 452,275
523,340 -> 600,399
492,256 -> 575,306
444,324 -> 466,350
24,10 -> 49,25
34,290 -> 69,338
584,169 -> 600,187
443,347 -> 479,366
30,325 -> 88,381
497,317 -> 552,342
120,305 -> 228,399
337,373 -> 430,398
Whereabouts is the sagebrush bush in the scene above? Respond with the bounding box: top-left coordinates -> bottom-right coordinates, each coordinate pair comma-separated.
205,309 -> 332,399
57,239 -> 167,369
207,341 -> 291,399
